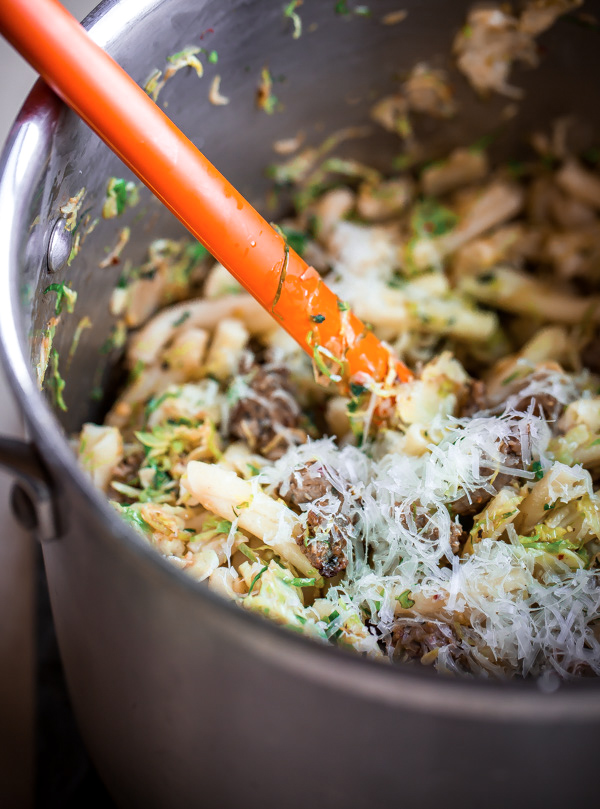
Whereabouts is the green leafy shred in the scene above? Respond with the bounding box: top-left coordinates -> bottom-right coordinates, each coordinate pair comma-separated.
247,565 -> 269,595
172,311 -> 191,328
283,576 -> 317,587
396,589 -> 415,609
67,315 -> 92,367
116,503 -> 152,536
43,282 -> 77,316
257,68 -> 279,114
284,0 -> 302,38
238,543 -> 258,563
102,177 -> 139,218
411,198 -> 458,239
145,390 -> 178,418
48,349 -> 67,411
531,460 -> 544,481
350,382 -> 368,397
271,241 -> 290,317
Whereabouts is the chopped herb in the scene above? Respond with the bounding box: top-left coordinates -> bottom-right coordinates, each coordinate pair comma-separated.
145,390 -> 178,417
284,0 -> 303,38
102,177 -> 139,218
67,315 -> 92,367
310,314 -> 326,323
172,311 -> 191,327
350,382 -> 368,397
543,503 -> 555,511
117,504 -> 152,535
531,461 -> 544,481
48,349 -> 67,411
43,282 -> 77,316
247,565 -> 268,595
271,241 -> 289,317
238,543 -> 258,562
411,198 -> 457,239
284,576 -> 317,587
337,300 -> 349,311
589,438 -> 600,447
478,271 -> 496,284
90,386 -> 103,402
502,371 -> 520,386
396,589 -> 415,609
502,511 -> 517,518
257,67 -> 279,114
207,49 -> 218,63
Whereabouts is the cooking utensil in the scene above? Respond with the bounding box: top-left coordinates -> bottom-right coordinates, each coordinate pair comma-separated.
0,0 -> 412,387
0,1 -> 599,807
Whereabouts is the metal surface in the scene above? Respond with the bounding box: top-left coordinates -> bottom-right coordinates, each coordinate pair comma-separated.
0,1 -> 600,807
0,438 -> 58,542
46,216 -> 72,274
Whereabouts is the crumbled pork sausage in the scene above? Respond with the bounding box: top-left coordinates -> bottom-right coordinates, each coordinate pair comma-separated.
303,510 -> 349,578
451,435 -> 522,517
280,465 -> 349,578
392,620 -> 466,665
405,510 -> 466,555
458,379 -> 488,418
229,362 -> 306,459
514,391 -> 559,419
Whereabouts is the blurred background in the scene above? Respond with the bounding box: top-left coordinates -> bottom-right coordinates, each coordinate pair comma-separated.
0,2 -> 98,806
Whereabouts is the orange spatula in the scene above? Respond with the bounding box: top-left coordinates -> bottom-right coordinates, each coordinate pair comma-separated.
0,0 -> 412,390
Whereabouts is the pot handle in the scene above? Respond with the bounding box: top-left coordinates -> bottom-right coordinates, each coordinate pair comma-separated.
0,438 -> 59,542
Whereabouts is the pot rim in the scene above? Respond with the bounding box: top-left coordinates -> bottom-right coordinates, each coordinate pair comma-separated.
1,0 -> 600,722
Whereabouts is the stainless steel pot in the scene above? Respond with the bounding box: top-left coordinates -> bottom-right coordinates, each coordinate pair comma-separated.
2,1 -> 600,806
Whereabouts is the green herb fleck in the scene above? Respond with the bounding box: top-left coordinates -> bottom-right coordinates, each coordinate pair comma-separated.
43,282 -> 77,316
48,349 -> 67,411
396,589 -> 415,609
310,314 -> 326,323
257,68 -> 278,114
247,565 -> 268,595
531,460 -> 544,481
337,299 -> 349,312
145,390 -> 178,418
284,0 -> 302,38
271,241 -> 290,317
411,198 -> 457,239
238,543 -> 257,563
350,382 -> 368,397
172,311 -> 191,328
284,576 -> 317,587
502,371 -> 520,386
67,315 -> 92,367
208,50 -> 218,63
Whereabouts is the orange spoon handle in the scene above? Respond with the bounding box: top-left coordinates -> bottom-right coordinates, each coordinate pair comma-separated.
0,0 -> 412,387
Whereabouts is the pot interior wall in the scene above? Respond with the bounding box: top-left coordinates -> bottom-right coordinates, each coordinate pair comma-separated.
16,0 -> 600,432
